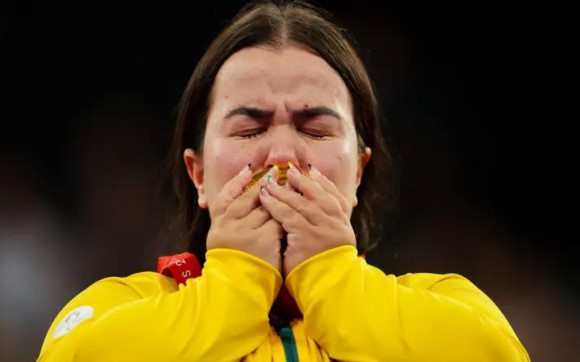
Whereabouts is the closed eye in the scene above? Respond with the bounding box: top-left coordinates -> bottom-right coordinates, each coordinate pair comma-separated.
300,129 -> 328,139
236,128 -> 266,139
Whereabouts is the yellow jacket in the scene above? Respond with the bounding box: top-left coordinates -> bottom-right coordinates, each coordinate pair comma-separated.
38,246 -> 530,361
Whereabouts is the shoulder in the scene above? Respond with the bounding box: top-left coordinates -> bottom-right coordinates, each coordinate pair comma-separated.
74,271 -> 179,301
53,272 -> 176,331
95,271 -> 180,295
56,270 -> 179,318
39,271 -> 179,354
394,271 -> 492,299
395,272 -> 475,289
396,272 -> 515,327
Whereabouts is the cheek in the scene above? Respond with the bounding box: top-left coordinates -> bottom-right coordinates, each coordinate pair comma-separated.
204,139 -> 254,193
310,140 -> 359,189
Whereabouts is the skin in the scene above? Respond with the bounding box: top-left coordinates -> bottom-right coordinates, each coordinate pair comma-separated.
184,44 -> 371,275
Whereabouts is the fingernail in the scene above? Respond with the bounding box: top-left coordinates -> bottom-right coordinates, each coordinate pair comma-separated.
307,163 -> 312,170
288,162 -> 300,176
240,163 -> 252,175
268,175 -> 279,188
260,185 -> 266,194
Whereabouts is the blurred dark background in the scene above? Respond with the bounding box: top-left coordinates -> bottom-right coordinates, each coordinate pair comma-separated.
1,1 -> 578,361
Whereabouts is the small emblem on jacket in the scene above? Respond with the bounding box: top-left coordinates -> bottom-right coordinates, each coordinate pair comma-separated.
53,305 -> 94,338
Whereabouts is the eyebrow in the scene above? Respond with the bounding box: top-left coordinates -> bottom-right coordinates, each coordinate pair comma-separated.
296,106 -> 342,121
225,107 -> 274,119
224,106 -> 342,121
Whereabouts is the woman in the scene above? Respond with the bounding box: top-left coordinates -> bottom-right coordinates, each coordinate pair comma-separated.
38,1 -> 530,361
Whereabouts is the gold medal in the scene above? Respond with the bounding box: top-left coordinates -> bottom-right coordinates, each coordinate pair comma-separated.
243,164 -> 290,192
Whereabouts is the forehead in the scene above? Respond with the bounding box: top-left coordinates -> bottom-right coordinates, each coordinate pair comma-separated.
212,45 -> 351,105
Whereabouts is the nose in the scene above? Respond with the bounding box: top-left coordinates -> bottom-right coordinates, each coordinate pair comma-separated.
263,125 -> 303,170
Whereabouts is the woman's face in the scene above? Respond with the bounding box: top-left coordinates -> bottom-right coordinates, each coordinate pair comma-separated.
184,45 -> 371,216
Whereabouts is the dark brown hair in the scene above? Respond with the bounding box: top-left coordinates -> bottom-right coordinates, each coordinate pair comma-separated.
161,0 -> 398,263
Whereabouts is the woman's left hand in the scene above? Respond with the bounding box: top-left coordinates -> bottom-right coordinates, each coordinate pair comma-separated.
259,163 -> 356,276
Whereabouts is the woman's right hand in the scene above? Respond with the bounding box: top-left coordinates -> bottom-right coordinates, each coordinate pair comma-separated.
206,164 -> 284,271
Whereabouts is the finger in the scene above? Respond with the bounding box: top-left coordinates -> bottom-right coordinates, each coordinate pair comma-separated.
306,164 -> 350,214
227,167 -> 276,219
284,163 -> 341,216
259,218 -> 285,270
260,217 -> 286,241
212,163 -> 253,216
285,162 -> 325,201
245,205 -> 271,228
260,184 -> 312,227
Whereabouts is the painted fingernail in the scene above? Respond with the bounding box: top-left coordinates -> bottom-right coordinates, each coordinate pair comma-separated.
260,185 -> 265,194
269,176 -> 279,188
240,163 -> 252,175
267,174 -> 273,184
288,162 -> 300,176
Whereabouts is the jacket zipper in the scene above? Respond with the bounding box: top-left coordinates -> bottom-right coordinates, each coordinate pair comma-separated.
278,325 -> 299,362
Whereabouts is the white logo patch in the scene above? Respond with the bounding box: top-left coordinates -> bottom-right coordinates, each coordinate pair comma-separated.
53,305 -> 94,338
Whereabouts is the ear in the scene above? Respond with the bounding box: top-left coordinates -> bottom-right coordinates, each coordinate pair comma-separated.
184,148 -> 208,209
353,147 -> 372,207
